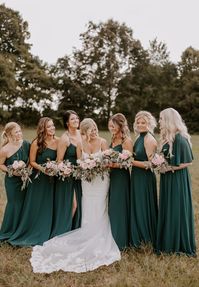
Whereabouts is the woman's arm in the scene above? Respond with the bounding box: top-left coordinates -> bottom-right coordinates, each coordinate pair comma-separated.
162,162 -> 192,173
76,142 -> 82,160
101,138 -> 108,151
0,148 -> 8,173
56,134 -> 69,162
123,137 -> 133,153
29,140 -> 44,172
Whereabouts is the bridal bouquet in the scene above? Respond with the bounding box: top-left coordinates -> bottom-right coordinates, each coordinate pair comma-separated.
74,155 -> 107,182
7,160 -> 32,190
57,160 -> 74,181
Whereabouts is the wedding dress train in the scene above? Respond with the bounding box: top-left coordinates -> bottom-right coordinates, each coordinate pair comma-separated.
30,152 -> 121,273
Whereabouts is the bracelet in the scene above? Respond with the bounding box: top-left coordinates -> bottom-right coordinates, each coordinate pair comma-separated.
143,161 -> 151,170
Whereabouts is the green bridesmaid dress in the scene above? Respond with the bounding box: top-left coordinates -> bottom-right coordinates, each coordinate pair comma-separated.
8,148 -> 56,246
130,132 -> 158,248
109,144 -> 130,250
0,140 -> 30,241
156,133 -> 196,256
50,143 -> 82,238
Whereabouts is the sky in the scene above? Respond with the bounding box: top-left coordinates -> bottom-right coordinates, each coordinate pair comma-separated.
1,0 -> 199,65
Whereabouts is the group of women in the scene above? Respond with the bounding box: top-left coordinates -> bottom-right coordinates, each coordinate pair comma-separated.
0,107 -> 196,273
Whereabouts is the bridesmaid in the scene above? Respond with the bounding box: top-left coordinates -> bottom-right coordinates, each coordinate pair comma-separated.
156,108 -> 196,256
0,122 -> 30,241
108,113 -> 132,250
50,110 -> 82,238
8,117 -> 59,246
130,111 -> 158,249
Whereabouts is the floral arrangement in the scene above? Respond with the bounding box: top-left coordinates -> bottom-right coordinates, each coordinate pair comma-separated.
150,152 -> 169,173
102,148 -> 133,169
39,160 -> 58,177
102,149 -> 119,165
117,149 -> 133,169
74,155 -> 108,182
57,160 -> 74,181
7,160 -> 32,190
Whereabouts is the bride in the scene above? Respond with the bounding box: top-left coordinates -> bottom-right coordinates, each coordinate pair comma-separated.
30,118 -> 121,273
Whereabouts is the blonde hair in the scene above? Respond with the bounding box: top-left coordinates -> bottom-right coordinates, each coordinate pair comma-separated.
1,122 -> 20,147
159,108 -> 191,156
133,111 -> 157,136
109,113 -> 130,142
80,118 -> 98,140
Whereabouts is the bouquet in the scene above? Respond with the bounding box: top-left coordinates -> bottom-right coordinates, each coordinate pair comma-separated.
40,160 -> 58,176
7,160 -> 32,190
102,148 -> 133,169
57,160 -> 74,181
117,149 -> 133,169
74,155 -> 107,182
102,149 -> 119,165
150,152 -> 169,173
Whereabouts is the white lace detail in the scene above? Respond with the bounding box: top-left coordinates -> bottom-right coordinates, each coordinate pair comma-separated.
30,156 -> 121,273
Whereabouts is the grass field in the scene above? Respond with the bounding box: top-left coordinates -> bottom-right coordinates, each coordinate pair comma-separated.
0,130 -> 198,287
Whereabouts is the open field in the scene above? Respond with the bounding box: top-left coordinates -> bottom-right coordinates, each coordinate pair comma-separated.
0,130 -> 198,287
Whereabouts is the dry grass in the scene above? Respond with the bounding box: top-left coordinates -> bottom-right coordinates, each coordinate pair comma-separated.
0,130 -> 199,287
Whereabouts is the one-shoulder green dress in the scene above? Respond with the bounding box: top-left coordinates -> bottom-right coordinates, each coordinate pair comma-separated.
0,140 -> 30,241
8,148 -> 56,246
156,133 -> 196,256
130,132 -> 158,248
108,144 -> 130,250
50,143 -> 82,238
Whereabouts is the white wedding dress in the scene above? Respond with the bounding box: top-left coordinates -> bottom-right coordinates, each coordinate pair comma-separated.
30,151 -> 121,273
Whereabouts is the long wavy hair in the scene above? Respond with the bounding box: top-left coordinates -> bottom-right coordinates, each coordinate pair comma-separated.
159,108 -> 191,156
36,117 -> 53,154
109,113 -> 130,143
133,111 -> 157,136
62,110 -> 79,130
80,118 -> 98,141
1,122 -> 20,147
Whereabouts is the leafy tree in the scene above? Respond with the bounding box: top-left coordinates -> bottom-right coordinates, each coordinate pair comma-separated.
177,47 -> 199,132
0,4 -> 53,124
57,19 -> 139,126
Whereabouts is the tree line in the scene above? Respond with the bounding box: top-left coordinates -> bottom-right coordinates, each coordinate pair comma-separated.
0,4 -> 198,131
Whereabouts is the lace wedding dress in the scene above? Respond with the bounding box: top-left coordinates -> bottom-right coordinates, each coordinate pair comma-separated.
30,151 -> 121,273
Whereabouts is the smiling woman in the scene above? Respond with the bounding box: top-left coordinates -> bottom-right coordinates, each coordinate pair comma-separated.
129,111 -> 158,249
7,117 -> 59,247
50,110 -> 82,237
0,122 -> 30,241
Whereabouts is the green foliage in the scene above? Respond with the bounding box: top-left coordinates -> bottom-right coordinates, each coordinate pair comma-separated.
0,4 -> 198,131
0,4 -> 53,125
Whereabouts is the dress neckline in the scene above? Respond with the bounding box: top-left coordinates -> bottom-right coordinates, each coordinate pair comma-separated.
111,143 -> 122,148
7,141 -> 24,160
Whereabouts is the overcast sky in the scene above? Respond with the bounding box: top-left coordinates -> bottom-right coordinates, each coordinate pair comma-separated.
2,0 -> 199,64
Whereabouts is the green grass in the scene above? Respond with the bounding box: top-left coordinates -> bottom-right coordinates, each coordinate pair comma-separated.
0,130 -> 199,287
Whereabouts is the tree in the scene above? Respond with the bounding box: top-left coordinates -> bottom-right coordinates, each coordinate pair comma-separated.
0,4 -> 53,124
115,41 -> 179,127
57,19 -> 139,126
177,47 -> 199,132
